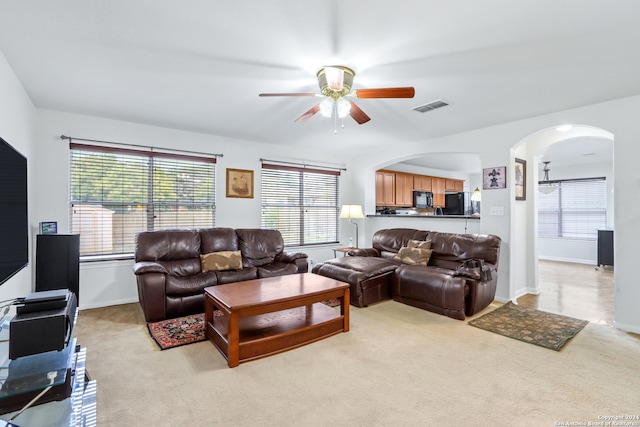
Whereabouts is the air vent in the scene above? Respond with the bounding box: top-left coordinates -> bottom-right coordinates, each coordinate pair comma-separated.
413,99 -> 450,113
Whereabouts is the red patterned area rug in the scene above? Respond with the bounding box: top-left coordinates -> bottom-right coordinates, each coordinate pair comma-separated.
147,299 -> 343,350
468,302 -> 589,351
147,312 -> 213,350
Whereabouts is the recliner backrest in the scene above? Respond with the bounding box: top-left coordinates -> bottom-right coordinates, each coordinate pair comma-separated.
235,228 -> 284,267
372,228 -> 429,258
427,231 -> 501,269
134,229 -> 201,262
199,227 -> 238,254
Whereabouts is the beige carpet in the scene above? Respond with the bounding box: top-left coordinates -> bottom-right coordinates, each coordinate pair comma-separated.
75,301 -> 640,427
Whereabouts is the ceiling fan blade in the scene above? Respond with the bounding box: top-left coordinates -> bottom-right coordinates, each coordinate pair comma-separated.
354,87 -> 415,99
349,101 -> 371,125
294,104 -> 321,123
259,93 -> 318,97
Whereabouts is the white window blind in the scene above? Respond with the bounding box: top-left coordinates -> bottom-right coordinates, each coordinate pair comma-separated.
261,163 -> 340,246
538,177 -> 606,239
70,143 -> 216,257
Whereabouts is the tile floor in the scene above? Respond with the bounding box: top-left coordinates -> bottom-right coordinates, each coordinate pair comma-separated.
516,260 -> 614,326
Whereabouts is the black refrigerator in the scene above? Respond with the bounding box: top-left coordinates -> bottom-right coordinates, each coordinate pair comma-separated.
443,192 -> 465,215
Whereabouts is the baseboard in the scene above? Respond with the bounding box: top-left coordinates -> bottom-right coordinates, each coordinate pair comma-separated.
79,297 -> 139,311
539,256 -> 596,265
613,321 -> 640,335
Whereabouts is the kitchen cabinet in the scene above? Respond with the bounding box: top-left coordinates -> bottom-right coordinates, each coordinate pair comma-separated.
375,170 -> 464,208
413,175 -> 432,191
432,178 -> 446,207
445,179 -> 464,192
376,171 -> 395,205
395,173 -> 414,206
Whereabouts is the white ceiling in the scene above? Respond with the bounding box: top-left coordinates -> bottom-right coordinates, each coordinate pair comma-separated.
1,1 -> 638,160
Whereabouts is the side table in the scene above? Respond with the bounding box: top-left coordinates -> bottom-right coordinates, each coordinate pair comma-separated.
332,247 -> 356,258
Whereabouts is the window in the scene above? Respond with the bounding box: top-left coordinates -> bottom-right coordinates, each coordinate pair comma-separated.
70,143 -> 216,257
538,178 -> 607,240
261,163 -> 340,246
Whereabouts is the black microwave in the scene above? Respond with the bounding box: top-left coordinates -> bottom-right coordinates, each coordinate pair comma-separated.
413,191 -> 433,208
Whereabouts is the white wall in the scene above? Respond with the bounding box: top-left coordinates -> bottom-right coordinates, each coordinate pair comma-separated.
0,51 -> 37,304
346,96 -> 640,333
5,57 -> 640,332
34,109 -> 353,309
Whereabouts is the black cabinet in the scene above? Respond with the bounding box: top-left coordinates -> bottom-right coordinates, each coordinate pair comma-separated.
597,229 -> 614,267
35,234 -> 80,302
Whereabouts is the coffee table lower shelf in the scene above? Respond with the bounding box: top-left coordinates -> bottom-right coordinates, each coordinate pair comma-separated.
206,303 -> 344,366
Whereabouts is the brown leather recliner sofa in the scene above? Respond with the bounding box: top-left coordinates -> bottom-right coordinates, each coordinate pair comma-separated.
133,228 -> 308,322
311,228 -> 501,320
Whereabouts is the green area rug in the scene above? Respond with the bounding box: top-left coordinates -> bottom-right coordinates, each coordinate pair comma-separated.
468,302 -> 588,351
147,299 -> 343,350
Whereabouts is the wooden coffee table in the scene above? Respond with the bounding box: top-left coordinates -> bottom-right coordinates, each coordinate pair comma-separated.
204,273 -> 349,368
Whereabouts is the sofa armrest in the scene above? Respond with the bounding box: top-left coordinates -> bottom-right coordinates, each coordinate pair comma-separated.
135,272 -> 167,322
347,248 -> 380,257
463,264 -> 499,316
275,252 -> 309,273
133,261 -> 168,275
277,252 -> 308,263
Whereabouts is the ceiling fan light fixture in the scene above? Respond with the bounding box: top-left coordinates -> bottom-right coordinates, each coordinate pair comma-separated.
319,98 -> 334,117
317,66 -> 354,99
336,97 -> 351,118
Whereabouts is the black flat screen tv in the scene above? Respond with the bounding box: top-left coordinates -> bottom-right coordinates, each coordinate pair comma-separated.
0,136 -> 28,286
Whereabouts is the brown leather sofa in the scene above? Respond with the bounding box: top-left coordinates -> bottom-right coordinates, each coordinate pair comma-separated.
133,228 -> 308,322
311,228 -> 501,320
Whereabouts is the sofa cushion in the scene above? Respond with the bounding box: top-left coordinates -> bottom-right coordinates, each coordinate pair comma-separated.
135,229 -> 201,262
215,267 -> 258,284
158,258 -> 202,277
199,227 -> 238,253
200,250 -> 243,272
394,247 -> 433,265
323,256 -> 399,278
236,228 -> 284,267
372,228 -> 429,258
165,271 -> 218,296
258,262 -> 299,278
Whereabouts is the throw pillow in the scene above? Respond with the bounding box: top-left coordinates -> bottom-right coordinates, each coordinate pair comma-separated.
394,247 -> 433,265
201,250 -> 243,272
407,239 -> 432,249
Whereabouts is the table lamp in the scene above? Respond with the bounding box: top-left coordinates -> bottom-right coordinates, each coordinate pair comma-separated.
339,204 -> 364,248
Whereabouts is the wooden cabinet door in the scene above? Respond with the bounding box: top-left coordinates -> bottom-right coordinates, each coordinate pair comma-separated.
395,173 -> 413,206
376,172 -> 385,205
376,171 -> 395,205
445,179 -> 464,192
432,178 -> 446,207
413,175 -> 432,191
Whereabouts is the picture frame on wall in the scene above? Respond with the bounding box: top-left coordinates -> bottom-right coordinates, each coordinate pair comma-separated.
226,168 -> 254,198
482,166 -> 507,190
515,158 -> 526,200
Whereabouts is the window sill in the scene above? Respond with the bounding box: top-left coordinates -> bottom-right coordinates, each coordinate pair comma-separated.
80,253 -> 134,263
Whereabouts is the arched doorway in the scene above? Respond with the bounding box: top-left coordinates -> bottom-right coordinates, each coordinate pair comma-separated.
512,124 -> 614,323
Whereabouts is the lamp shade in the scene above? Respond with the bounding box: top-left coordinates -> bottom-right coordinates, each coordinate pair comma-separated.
471,187 -> 481,202
339,204 -> 364,219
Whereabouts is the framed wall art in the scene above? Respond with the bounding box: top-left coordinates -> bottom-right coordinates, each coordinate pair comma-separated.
226,168 -> 254,198
515,158 -> 526,200
482,166 -> 507,190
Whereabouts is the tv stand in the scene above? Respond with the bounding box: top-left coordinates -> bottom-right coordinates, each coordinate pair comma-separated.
0,322 -> 96,425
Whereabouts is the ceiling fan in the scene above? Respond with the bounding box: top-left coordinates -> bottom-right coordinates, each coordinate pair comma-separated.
259,65 -> 415,125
